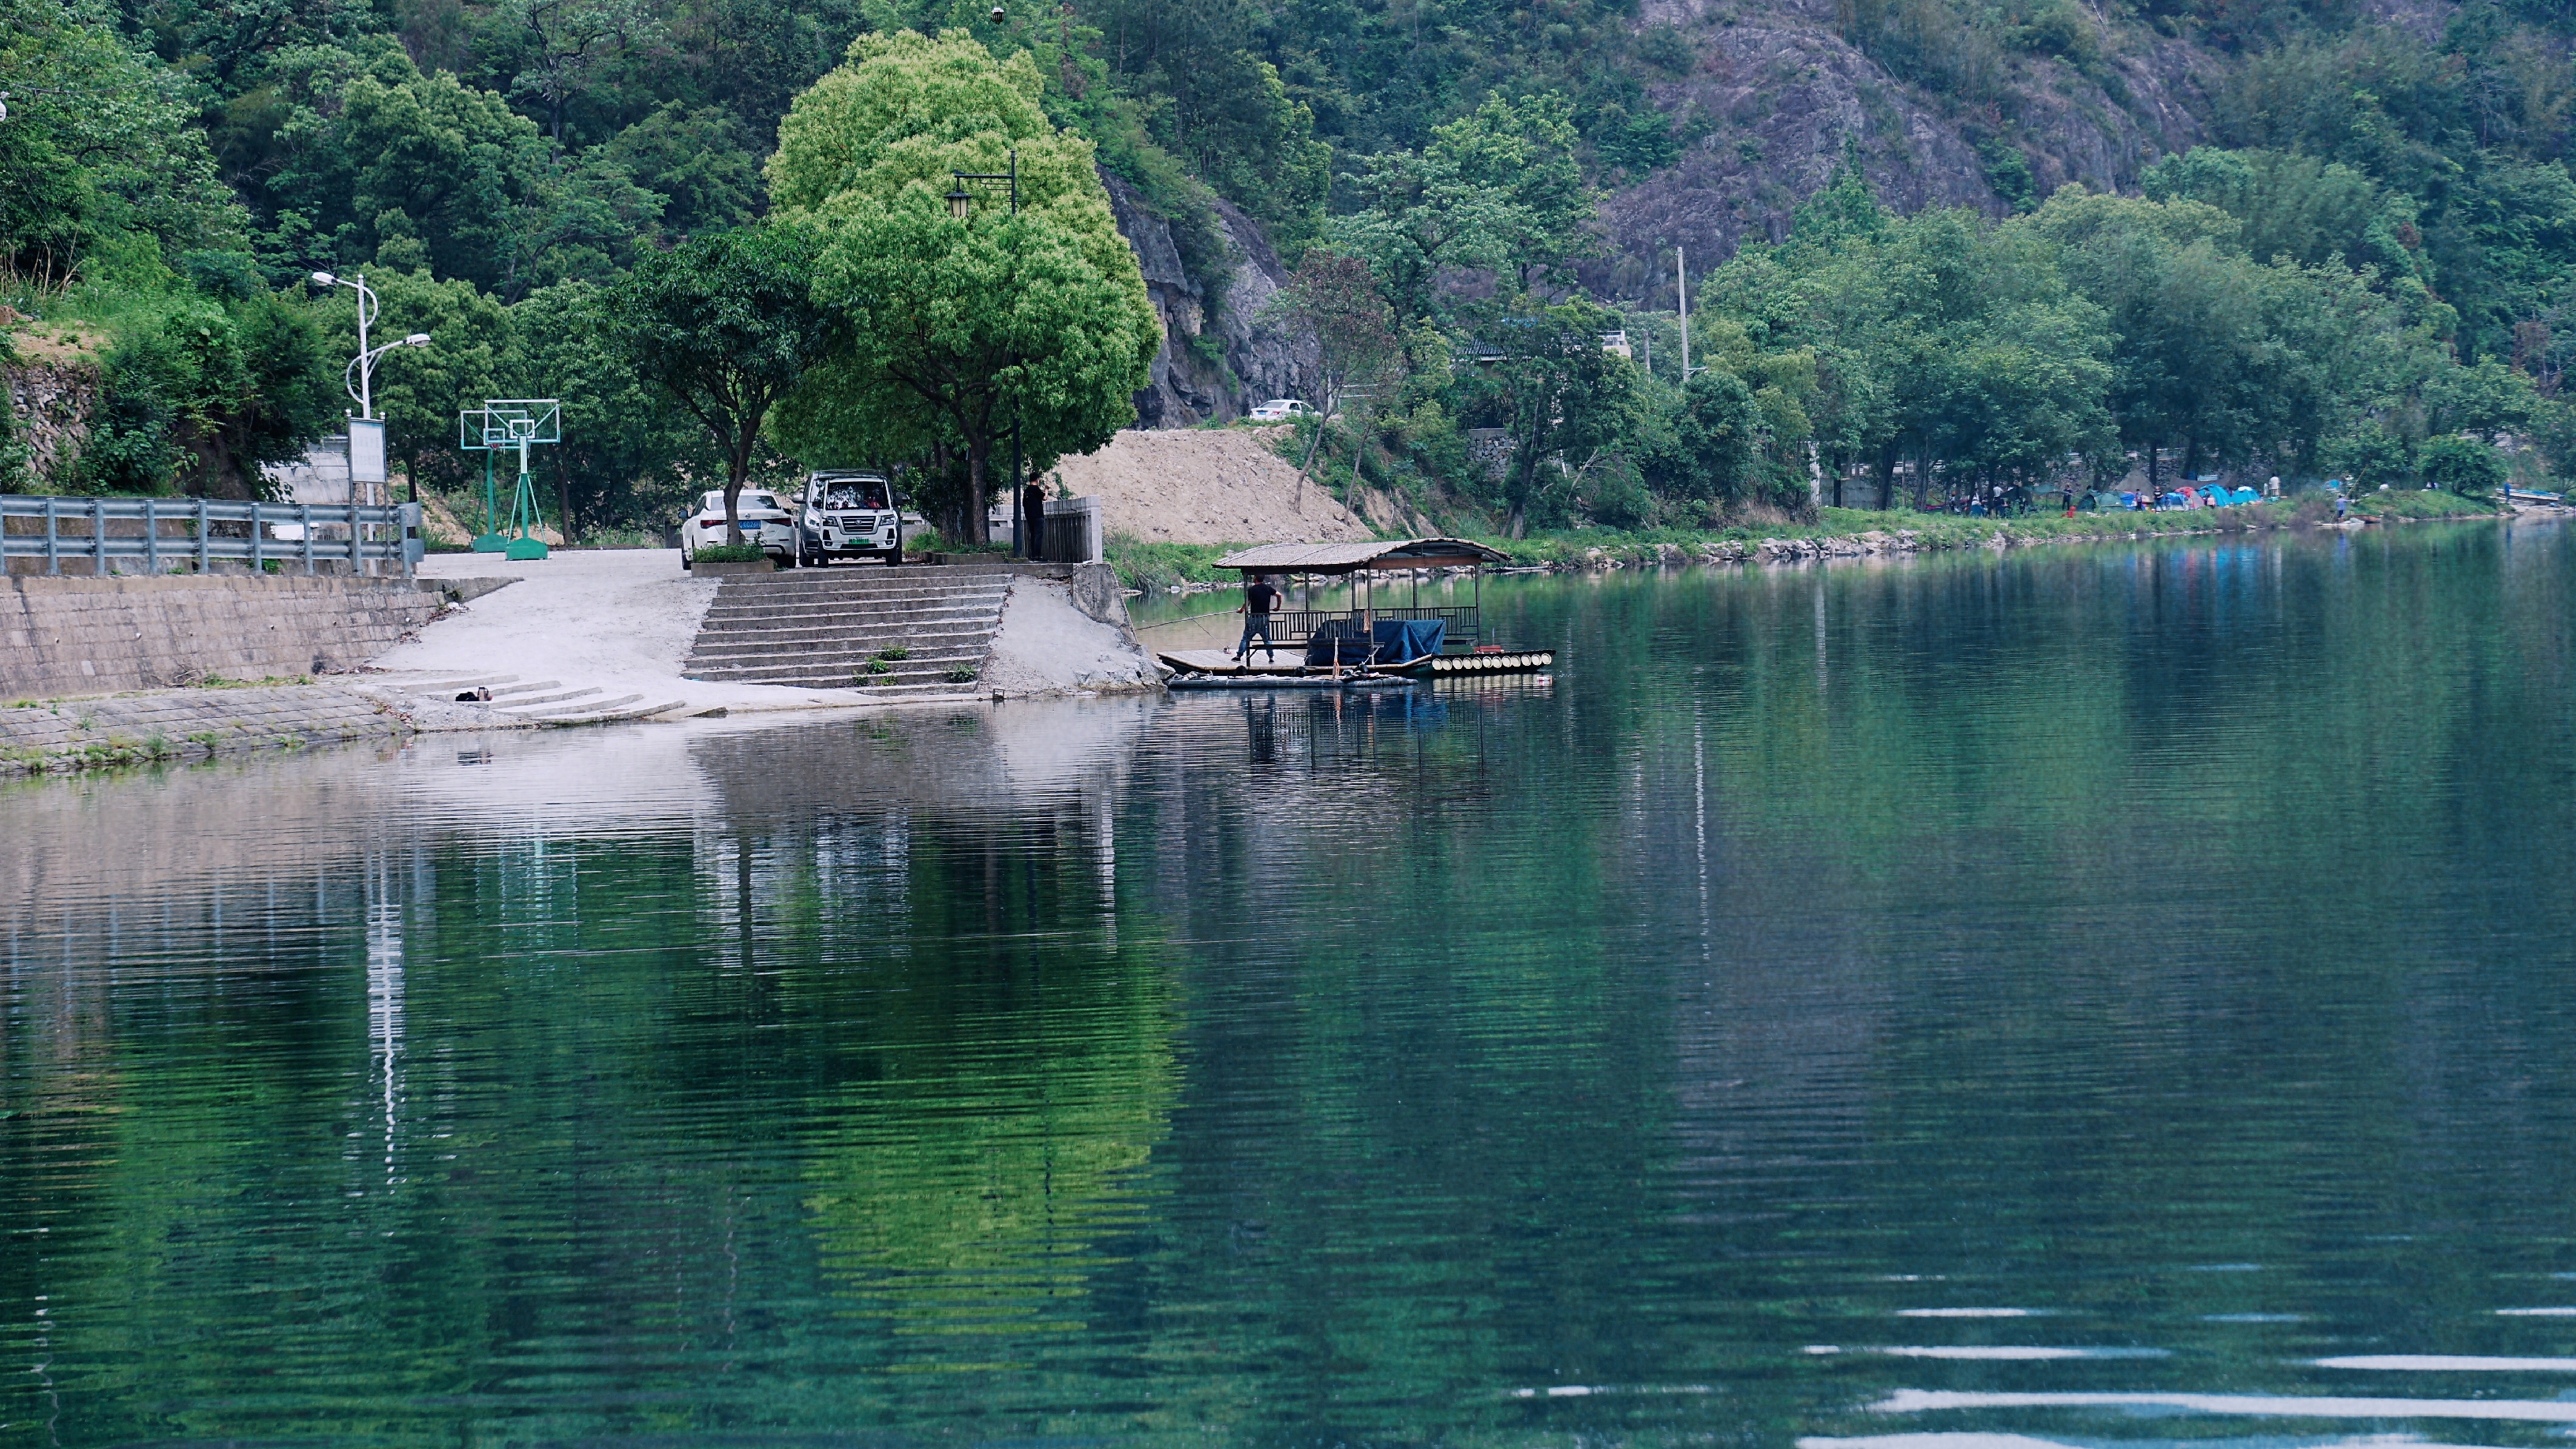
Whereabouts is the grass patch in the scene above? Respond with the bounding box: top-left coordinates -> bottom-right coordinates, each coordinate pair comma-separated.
875,645 -> 910,661
944,667 -> 978,684
1459,499 -> 2323,568
1105,536 -> 1237,592
1101,488 -> 2499,591
691,543 -> 768,564
2352,488 -> 2501,520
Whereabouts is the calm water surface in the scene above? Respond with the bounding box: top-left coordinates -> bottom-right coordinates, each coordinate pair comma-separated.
8,523 -> 2576,1447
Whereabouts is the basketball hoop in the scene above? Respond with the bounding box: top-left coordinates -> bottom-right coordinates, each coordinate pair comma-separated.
457,400 -> 561,558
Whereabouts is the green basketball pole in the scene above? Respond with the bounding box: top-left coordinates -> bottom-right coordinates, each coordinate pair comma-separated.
471,451 -> 506,552
458,399 -> 559,561
503,431 -> 547,560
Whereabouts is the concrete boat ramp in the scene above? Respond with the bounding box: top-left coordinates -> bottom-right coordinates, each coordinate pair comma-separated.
372,551 -> 1157,726
1,550 -> 1161,772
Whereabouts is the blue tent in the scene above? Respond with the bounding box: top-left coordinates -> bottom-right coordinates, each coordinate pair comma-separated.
1372,618 -> 1445,663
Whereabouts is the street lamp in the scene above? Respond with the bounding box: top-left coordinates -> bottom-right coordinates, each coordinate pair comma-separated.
310,271 -> 433,502
952,152 -> 1031,555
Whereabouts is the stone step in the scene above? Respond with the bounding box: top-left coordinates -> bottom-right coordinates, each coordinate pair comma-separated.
690,642 -> 989,668
686,648 -> 989,678
693,631 -> 994,655
697,603 -> 1005,629
691,663 -> 987,690
707,577 -> 1009,595
687,622 -> 1000,652
701,596 -> 1008,620
712,576 -> 1011,599
686,566 -> 1013,691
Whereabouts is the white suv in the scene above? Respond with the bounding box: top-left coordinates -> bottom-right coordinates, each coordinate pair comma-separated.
794,471 -> 903,566
679,488 -> 796,569
1248,398 -> 1313,421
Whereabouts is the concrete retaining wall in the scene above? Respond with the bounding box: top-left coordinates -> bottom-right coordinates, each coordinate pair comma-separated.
917,561 -> 1131,626
1,574 -> 439,698
0,684 -> 409,773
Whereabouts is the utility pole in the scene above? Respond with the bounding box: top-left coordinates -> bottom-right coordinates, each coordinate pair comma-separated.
1677,248 -> 1692,383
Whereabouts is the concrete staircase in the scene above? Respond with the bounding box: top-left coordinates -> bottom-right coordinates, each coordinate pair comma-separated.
682,566 -> 1012,692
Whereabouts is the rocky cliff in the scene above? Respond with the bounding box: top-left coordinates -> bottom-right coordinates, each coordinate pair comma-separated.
1587,0 -> 2217,298
1101,171 -> 1313,428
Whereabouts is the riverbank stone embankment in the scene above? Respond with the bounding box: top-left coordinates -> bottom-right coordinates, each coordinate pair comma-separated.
1503,499 -> 2550,574
0,683 -> 409,773
2,573 -> 442,697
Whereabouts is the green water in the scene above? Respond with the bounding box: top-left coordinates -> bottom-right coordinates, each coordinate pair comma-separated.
9,523 -> 2576,1447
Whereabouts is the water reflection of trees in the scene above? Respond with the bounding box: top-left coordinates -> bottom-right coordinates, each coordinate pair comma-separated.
686,704 -> 1179,1358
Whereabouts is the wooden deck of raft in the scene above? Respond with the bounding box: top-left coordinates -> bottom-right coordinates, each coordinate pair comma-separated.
1157,647 -> 1557,677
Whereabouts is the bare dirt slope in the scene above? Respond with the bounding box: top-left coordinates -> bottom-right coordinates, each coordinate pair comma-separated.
1046,427 -> 1374,545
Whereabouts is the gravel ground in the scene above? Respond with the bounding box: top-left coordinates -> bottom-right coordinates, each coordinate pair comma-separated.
1046,427 -> 1374,545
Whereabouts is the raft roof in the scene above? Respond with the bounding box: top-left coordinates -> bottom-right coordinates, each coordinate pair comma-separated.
1213,538 -> 1509,574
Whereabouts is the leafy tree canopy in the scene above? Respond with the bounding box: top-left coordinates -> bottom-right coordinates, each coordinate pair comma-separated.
769,31 -> 1157,542
604,223 -> 839,537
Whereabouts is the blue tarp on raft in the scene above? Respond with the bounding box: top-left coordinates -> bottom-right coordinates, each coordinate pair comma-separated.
1372,618 -> 1445,662
1304,618 -> 1447,667
1306,620 -> 1374,667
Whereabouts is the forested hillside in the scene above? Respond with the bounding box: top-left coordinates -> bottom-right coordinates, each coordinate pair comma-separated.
5,0 -> 2574,536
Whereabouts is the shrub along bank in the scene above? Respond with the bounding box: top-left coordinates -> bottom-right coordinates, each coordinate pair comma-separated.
1108,491 -> 2511,590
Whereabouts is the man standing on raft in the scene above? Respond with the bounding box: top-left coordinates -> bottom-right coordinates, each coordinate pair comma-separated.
1233,574 -> 1281,665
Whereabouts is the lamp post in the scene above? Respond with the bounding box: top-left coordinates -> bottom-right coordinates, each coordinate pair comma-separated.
952,151 -> 1027,555
310,271 -> 432,502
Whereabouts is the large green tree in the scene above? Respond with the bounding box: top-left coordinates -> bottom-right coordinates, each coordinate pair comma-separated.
767,30 -> 1158,544
257,39 -> 661,299
1465,298 -> 1638,536
1326,91 -> 1595,322
602,223 -> 839,543
506,280 -> 708,540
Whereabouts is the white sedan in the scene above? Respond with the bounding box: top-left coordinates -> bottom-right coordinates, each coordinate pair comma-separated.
679,489 -> 797,568
1248,398 -> 1314,422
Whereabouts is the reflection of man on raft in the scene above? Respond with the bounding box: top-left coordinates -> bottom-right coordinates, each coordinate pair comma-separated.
1233,574 -> 1281,663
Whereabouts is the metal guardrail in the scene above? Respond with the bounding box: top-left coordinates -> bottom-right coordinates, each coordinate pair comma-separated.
1,495 -> 423,578
1261,605 -> 1479,649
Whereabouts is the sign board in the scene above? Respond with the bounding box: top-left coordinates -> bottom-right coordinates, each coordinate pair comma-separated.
348,420 -> 387,484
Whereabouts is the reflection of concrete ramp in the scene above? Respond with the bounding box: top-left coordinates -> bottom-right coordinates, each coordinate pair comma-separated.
391,720 -> 722,830
686,695 -> 1157,820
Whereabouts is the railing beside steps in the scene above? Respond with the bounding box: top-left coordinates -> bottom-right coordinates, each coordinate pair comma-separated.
1,495 -> 425,578
1258,605 -> 1480,650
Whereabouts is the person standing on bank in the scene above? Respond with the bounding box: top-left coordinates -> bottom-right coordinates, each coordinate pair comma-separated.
1234,574 -> 1281,664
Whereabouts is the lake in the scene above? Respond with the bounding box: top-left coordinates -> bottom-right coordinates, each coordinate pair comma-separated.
8,521 -> 2576,1447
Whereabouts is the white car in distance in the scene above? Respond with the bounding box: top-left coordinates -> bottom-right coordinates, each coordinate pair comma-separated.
1248,398 -> 1314,422
680,488 -> 797,570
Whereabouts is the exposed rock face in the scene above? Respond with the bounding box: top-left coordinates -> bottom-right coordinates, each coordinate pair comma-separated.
1101,170 -> 1313,428
1580,0 -> 2218,297
3,354 -> 100,486
1209,197 -> 1310,413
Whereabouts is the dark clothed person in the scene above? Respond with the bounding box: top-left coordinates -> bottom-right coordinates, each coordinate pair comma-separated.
1236,579 -> 1281,662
